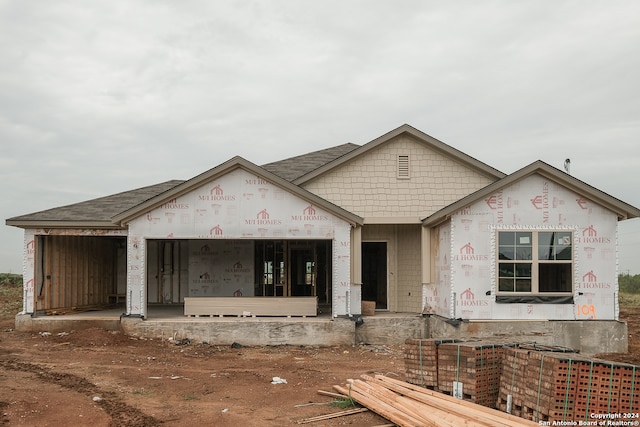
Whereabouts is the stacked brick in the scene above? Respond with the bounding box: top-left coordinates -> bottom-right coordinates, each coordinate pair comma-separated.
404,339 -> 507,408
497,346 -> 640,423
404,338 -> 458,388
514,349 -> 588,421
619,363 -> 640,413
406,340 -> 640,423
496,346 -> 530,417
437,341 -> 506,407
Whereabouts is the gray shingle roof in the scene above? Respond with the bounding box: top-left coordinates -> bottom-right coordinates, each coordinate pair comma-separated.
261,143 -> 360,181
6,143 -> 360,227
6,180 -> 184,227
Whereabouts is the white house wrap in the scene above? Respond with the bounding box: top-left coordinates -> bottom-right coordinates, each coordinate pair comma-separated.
6,125 -> 639,350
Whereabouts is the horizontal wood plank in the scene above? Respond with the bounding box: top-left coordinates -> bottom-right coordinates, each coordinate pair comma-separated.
184,296 -> 317,317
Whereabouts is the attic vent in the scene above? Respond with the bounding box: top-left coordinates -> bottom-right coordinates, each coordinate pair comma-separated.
397,155 -> 410,179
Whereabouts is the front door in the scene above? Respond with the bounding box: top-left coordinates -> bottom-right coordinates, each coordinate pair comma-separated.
362,242 -> 387,309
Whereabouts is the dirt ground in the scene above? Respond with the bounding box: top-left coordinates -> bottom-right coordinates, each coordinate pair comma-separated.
1,307 -> 639,427
0,316 -> 403,427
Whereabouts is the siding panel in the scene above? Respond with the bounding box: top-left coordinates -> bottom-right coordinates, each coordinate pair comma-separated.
301,135 -> 495,219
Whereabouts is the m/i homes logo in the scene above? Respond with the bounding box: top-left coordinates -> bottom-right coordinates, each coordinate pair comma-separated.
245,209 -> 282,226
196,272 -> 214,283
226,261 -> 250,274
577,225 -> 611,244
457,288 -> 488,307
453,242 -> 488,261
291,205 -> 329,222
199,184 -> 235,201
581,270 -> 611,289
160,198 -> 189,210
209,225 -> 223,236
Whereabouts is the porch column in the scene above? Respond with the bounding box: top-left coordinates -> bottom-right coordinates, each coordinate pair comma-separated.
23,229 -> 36,314
351,225 -> 362,285
421,226 -> 431,284
126,234 -> 146,318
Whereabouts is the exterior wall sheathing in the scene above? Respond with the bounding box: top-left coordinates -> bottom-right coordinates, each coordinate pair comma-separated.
125,168 -> 354,318
425,174 -> 620,321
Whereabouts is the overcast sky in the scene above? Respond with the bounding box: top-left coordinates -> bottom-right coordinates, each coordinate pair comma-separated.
1,1 -> 639,274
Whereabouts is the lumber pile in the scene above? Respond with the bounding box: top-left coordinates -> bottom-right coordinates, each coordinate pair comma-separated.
497,345 -> 640,422
333,374 -> 539,427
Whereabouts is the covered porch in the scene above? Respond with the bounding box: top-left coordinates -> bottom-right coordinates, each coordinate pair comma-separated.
15,304 -> 427,346
25,234 -> 340,318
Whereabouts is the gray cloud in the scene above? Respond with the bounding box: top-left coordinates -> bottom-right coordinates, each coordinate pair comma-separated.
2,0 -> 639,273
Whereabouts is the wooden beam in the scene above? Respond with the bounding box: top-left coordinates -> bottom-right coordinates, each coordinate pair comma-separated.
334,383 -> 432,427
371,375 -> 537,426
333,375 -> 541,427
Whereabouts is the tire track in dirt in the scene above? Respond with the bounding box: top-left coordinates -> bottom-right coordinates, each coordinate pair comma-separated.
0,358 -> 161,427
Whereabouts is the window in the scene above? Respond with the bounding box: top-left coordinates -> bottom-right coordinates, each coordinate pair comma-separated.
497,230 -> 573,295
304,261 -> 315,285
397,155 -> 410,179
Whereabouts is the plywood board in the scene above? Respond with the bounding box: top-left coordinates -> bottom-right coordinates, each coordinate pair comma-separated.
184,296 -> 317,317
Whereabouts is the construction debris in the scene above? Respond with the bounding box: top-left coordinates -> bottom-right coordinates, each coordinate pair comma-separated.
333,374 -> 538,427
271,376 -> 287,384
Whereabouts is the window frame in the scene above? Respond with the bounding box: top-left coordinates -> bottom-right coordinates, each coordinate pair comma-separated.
494,227 -> 575,300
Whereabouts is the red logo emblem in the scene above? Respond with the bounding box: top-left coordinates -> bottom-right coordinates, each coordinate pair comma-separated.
460,242 -> 475,255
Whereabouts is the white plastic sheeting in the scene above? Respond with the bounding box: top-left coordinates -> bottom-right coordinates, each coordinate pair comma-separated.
426,174 -> 619,321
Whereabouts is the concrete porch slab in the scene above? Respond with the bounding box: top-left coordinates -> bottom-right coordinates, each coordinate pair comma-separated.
14,305 -> 429,346
14,307 -> 629,354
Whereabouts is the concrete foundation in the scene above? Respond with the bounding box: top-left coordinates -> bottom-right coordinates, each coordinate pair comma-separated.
121,316 -> 356,346
15,309 -> 629,355
427,315 -> 628,355
355,314 -> 427,345
15,312 -> 122,333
